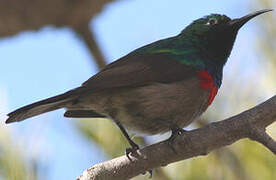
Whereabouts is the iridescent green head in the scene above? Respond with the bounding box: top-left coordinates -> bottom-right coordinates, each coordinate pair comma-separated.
181,9 -> 273,64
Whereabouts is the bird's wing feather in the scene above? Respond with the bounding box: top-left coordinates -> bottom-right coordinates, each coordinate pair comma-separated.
82,53 -> 201,91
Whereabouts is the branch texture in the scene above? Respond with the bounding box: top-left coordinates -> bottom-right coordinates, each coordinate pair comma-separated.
77,95 -> 276,180
0,0 -> 116,37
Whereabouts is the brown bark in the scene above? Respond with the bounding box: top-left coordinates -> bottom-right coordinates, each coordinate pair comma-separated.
0,0 -> 115,37
73,23 -> 107,69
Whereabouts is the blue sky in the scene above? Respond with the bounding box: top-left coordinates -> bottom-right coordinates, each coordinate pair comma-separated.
0,0 -> 273,179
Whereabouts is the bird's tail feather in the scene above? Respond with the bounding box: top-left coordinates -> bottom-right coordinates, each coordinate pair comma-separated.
64,110 -> 106,118
6,89 -> 81,124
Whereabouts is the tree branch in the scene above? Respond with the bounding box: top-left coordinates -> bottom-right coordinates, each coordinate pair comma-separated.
73,23 -> 107,70
0,0 -> 116,37
77,95 -> 276,180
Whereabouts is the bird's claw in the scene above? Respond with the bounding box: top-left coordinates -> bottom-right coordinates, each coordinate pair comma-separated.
142,169 -> 153,178
125,143 -> 139,160
125,144 -> 153,178
167,128 -> 186,153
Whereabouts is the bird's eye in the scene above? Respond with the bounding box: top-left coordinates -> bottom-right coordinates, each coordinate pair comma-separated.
206,18 -> 218,26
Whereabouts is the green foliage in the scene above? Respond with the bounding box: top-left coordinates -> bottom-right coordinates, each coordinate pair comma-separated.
0,128 -> 38,180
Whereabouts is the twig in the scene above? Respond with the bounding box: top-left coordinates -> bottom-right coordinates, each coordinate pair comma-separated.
73,22 -> 107,69
249,126 -> 276,154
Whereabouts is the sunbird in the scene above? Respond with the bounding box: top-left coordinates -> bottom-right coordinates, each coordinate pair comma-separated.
6,9 -> 272,155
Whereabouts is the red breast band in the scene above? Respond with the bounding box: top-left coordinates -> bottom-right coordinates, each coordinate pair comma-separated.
196,70 -> 218,105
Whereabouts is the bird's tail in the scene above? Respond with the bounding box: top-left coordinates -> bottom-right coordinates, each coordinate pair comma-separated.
6,88 -> 83,124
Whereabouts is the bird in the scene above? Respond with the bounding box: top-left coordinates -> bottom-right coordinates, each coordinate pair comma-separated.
6,9 -> 272,155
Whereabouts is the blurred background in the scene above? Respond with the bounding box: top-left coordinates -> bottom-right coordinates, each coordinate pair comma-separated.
0,0 -> 276,179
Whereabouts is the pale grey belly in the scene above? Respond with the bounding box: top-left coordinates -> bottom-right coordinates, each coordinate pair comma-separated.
102,80 -> 210,135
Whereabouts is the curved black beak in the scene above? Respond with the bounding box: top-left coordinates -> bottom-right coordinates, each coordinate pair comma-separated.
229,9 -> 273,30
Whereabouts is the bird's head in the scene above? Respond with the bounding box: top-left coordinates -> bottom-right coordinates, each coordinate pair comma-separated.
181,9 -> 273,64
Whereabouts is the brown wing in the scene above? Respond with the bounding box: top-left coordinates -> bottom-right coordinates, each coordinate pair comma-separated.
82,53 -> 200,91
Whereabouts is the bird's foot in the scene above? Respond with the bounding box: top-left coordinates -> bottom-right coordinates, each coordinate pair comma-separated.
167,127 -> 186,153
126,142 -> 153,178
142,169 -> 153,178
148,170 -> 153,178
125,142 -> 140,160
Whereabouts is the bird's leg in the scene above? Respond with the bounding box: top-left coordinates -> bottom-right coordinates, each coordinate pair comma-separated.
114,120 -> 153,178
167,127 -> 186,153
114,120 -> 139,160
